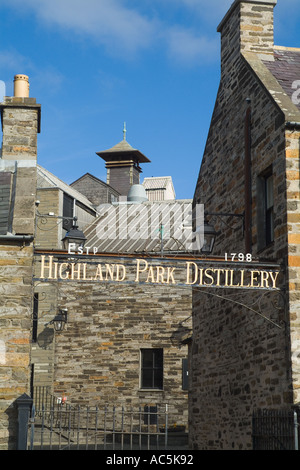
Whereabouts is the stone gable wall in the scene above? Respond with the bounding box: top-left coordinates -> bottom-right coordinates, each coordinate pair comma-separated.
190,1 -> 299,449
71,175 -> 120,206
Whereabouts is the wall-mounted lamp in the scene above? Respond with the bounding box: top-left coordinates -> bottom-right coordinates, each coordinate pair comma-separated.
202,211 -> 245,255
47,308 -> 68,332
62,217 -> 86,251
201,221 -> 218,255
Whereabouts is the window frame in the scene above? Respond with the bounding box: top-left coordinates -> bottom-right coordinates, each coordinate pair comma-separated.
63,193 -> 74,231
257,167 -> 274,251
140,348 -> 163,390
265,173 -> 274,246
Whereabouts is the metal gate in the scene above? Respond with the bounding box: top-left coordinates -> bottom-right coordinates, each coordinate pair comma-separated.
28,402 -> 188,450
252,409 -> 299,450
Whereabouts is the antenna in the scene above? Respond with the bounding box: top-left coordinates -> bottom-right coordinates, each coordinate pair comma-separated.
123,122 -> 127,141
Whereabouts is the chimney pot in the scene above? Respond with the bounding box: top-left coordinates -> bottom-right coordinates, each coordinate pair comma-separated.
14,74 -> 30,98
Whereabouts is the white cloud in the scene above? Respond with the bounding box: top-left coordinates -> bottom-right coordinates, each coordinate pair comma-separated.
165,27 -> 219,64
2,0 -> 157,56
1,0 -> 225,64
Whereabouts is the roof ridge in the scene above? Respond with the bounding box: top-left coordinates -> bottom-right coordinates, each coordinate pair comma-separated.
274,45 -> 300,52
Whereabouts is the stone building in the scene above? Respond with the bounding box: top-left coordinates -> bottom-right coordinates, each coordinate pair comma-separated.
0,75 -> 40,449
2,0 -> 298,451
190,0 -> 300,450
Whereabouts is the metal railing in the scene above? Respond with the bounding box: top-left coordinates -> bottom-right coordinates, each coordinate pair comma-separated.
252,408 -> 299,450
28,403 -> 177,450
28,388 -> 188,450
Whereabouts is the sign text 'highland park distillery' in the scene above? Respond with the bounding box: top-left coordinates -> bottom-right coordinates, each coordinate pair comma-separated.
38,255 -> 280,290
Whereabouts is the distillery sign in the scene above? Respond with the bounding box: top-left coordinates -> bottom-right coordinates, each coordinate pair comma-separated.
38,255 -> 280,291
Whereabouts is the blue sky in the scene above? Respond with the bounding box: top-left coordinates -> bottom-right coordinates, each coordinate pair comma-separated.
0,0 -> 299,199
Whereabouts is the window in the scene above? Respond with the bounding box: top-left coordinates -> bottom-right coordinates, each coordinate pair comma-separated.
265,174 -> 274,245
257,169 -> 274,250
63,193 -> 74,231
141,349 -> 163,389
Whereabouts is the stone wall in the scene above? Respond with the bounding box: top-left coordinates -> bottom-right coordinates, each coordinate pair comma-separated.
0,97 -> 40,160
286,126 -> 300,403
71,174 -> 120,206
0,164 -> 37,449
35,188 -> 62,249
33,254 -> 192,428
0,242 -> 34,449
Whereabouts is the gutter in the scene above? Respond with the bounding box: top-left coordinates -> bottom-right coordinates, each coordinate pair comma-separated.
286,121 -> 300,129
0,235 -> 34,242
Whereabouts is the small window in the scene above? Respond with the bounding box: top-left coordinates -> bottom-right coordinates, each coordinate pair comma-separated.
141,349 -> 163,389
257,169 -> 274,250
265,174 -> 274,245
63,193 -> 74,231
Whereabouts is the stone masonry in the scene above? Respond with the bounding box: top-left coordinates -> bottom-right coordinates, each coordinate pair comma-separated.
190,0 -> 300,450
0,92 -> 40,449
33,254 -> 192,429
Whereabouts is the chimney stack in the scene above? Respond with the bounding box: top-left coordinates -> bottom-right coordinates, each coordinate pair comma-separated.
0,74 -> 41,235
217,0 -> 277,75
0,74 -> 41,161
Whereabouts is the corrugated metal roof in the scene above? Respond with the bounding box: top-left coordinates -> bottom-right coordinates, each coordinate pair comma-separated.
143,177 -> 173,190
84,200 -> 198,255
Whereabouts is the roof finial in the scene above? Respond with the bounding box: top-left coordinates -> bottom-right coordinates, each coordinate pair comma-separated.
123,122 -> 127,141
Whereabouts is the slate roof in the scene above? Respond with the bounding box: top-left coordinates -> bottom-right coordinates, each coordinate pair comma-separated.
96,139 -> 151,163
37,165 -> 96,213
263,47 -> 300,112
0,172 -> 12,235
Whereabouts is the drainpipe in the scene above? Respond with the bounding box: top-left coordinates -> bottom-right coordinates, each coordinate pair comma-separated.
244,99 -> 252,254
294,410 -> 299,451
